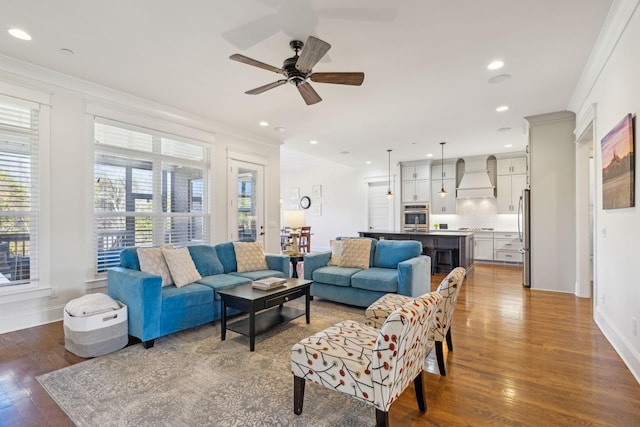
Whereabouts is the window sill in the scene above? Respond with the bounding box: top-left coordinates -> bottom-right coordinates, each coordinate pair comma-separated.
0,283 -> 53,305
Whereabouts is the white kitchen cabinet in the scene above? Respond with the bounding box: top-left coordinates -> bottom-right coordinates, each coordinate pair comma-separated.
431,162 -> 456,180
402,164 -> 430,181
430,179 -> 456,214
494,232 -> 523,263
497,173 -> 526,213
497,157 -> 527,175
402,179 -> 430,203
474,232 -> 494,260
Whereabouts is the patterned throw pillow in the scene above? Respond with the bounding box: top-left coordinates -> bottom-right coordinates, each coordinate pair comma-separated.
327,240 -> 344,266
162,247 -> 202,288
233,242 -> 268,273
138,245 -> 174,287
338,238 -> 371,269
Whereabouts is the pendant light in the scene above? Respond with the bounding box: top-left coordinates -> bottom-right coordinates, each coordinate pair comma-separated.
386,149 -> 393,198
439,142 -> 448,197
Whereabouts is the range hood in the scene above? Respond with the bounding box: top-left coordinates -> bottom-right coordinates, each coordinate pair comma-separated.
456,157 -> 495,199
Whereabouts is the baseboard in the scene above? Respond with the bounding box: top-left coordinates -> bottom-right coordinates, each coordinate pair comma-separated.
595,307 -> 640,384
0,304 -> 65,334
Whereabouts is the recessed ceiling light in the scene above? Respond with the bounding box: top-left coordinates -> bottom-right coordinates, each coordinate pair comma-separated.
273,126 -> 286,132
365,160 -> 372,165
497,127 -> 512,132
259,121 -> 269,127
309,140 -> 318,145
59,48 -> 74,55
426,154 -> 433,158
496,105 -> 509,112
505,144 -> 513,148
488,74 -> 511,84
488,60 -> 504,70
8,28 -> 32,41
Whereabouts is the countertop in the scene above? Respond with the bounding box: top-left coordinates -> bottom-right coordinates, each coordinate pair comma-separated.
360,230 -> 474,237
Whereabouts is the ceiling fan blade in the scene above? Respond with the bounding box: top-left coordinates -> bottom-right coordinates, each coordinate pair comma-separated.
295,36 -> 331,74
245,80 -> 287,95
297,82 -> 322,105
310,72 -> 365,86
229,54 -> 284,74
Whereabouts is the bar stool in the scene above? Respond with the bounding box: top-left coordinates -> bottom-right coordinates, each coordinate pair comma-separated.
432,248 -> 456,275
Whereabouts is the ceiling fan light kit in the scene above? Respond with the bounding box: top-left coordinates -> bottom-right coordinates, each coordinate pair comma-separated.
230,36 -> 364,105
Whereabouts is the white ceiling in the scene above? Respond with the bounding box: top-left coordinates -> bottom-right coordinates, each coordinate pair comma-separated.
0,0 -> 612,167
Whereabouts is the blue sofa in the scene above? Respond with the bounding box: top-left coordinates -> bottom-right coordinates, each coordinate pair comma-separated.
107,242 -> 289,348
303,238 -> 431,307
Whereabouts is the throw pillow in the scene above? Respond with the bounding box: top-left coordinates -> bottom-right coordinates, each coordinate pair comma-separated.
327,240 -> 344,266
138,245 -> 174,287
233,242 -> 268,273
162,247 -> 202,288
338,238 -> 371,269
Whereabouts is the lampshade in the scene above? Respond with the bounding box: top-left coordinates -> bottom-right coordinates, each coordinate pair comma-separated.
283,210 -> 305,229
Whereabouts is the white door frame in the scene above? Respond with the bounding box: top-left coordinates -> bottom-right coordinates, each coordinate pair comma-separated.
227,151 -> 268,242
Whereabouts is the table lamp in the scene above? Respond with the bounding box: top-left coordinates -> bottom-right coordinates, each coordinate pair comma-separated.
283,209 -> 305,253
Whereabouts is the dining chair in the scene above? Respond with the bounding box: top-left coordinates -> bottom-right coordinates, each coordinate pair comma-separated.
298,226 -> 311,252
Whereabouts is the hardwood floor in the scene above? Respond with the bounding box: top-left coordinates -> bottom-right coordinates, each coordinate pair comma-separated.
0,264 -> 638,426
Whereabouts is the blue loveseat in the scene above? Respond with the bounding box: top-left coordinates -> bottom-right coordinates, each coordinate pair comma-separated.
107,242 -> 289,348
303,238 -> 431,307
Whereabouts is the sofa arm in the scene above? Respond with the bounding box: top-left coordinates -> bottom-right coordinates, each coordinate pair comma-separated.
397,255 -> 431,297
107,267 -> 163,341
266,254 -> 290,276
303,251 -> 331,280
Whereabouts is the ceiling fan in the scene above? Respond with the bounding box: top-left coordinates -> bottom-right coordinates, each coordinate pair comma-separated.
229,36 -> 364,105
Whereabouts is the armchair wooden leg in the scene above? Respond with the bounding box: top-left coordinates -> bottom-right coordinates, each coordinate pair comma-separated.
375,408 -> 389,427
435,341 -> 446,376
414,371 -> 427,412
293,375 -> 305,415
446,327 -> 453,351
142,339 -> 155,349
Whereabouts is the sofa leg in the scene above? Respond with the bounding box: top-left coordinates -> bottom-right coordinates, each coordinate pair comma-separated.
375,408 -> 389,427
446,327 -> 453,351
413,371 -> 427,412
142,339 -> 155,349
293,375 -> 305,415
435,341 -> 446,376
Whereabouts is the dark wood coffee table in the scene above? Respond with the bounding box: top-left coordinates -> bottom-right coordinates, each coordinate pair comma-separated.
218,278 -> 312,351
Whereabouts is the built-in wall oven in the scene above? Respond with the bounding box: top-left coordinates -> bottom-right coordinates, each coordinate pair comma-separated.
403,204 -> 429,231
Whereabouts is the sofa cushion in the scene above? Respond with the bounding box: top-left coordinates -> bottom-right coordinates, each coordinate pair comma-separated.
337,236 -> 377,266
338,238 -> 371,269
120,247 -> 141,270
373,240 -> 422,269
233,241 -> 268,272
160,283 -> 214,313
230,270 -> 286,281
163,247 -> 202,287
197,274 -> 252,299
312,266 -> 361,287
188,245 -> 224,276
138,245 -> 174,286
215,242 -> 238,273
351,267 -> 398,293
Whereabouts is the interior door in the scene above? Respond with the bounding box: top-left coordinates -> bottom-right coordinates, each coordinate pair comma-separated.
229,160 -> 264,242
368,181 -> 393,231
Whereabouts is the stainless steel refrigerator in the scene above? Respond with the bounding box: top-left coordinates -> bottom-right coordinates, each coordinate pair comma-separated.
518,188 -> 531,288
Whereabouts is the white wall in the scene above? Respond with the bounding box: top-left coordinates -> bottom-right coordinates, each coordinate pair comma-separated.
0,58 -> 282,334
569,0 -> 640,382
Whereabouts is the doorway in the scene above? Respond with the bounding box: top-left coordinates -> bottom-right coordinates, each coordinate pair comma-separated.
367,181 -> 394,231
576,120 -> 596,299
228,159 -> 265,242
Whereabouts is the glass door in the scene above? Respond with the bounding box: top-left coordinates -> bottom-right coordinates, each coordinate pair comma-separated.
229,160 -> 264,242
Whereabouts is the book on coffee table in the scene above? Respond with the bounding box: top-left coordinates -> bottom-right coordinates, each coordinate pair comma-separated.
252,277 -> 287,290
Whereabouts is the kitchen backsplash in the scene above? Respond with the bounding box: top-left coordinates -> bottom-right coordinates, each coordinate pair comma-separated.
430,198 -> 519,231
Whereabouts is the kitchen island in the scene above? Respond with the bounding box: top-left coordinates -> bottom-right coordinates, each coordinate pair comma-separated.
358,230 -> 474,271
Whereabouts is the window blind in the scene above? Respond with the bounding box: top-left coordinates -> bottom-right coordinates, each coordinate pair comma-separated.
0,96 -> 39,287
94,118 -> 210,273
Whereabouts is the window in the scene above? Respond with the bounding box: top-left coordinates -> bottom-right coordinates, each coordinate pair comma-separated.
0,96 -> 40,287
94,118 -> 210,273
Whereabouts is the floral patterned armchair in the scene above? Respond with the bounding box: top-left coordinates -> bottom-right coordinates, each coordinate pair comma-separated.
290,292 -> 443,427
365,267 -> 466,376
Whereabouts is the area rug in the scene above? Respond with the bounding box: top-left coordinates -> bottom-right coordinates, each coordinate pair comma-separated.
37,300 -> 375,426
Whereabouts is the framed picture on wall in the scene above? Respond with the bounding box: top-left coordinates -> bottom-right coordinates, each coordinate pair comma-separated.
312,184 -> 322,197
290,187 -> 300,200
601,113 -> 635,209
